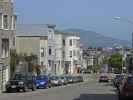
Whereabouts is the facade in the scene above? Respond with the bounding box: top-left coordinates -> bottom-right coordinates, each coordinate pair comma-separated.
54,31 -> 65,75
0,0 -> 16,92
16,24 -> 56,74
16,36 -> 48,73
47,25 -> 56,74
83,48 -> 105,72
64,32 -> 81,74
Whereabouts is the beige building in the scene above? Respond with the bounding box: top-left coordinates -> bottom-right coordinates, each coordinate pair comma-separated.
16,36 -> 48,73
0,0 -> 16,92
54,31 -> 65,75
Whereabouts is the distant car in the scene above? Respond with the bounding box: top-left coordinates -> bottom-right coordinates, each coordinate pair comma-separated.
50,76 -> 62,86
119,75 -> 133,100
36,75 -> 51,89
6,73 -> 36,92
99,74 -> 109,82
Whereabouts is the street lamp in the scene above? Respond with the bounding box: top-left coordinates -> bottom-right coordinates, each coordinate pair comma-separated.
113,16 -> 133,24
113,17 -> 121,20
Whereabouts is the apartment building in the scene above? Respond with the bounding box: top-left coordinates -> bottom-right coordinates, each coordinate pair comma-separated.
0,0 -> 16,92
16,24 -> 56,74
64,32 -> 81,74
54,31 -> 65,75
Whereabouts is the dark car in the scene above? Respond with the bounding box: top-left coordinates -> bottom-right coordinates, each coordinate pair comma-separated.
36,75 -> 51,89
6,73 -> 36,92
119,75 -> 133,100
77,76 -> 84,82
113,74 -> 124,89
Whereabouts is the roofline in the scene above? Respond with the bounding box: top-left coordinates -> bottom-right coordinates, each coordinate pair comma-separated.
16,35 -> 48,37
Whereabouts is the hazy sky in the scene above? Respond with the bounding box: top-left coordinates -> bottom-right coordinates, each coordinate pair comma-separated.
14,0 -> 133,41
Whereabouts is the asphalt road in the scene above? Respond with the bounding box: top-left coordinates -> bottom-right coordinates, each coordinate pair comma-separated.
0,78 -> 118,100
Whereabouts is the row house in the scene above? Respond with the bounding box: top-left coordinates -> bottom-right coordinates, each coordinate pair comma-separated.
64,32 -> 81,74
54,31 -> 65,75
16,35 -> 48,74
16,24 -> 81,75
0,0 -> 16,92
82,48 -> 105,72
16,24 -> 55,74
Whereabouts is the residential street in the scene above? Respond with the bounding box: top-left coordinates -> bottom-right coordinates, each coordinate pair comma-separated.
0,77 -> 118,100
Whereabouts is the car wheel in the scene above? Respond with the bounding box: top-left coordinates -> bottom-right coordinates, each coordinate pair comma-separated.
6,89 -> 11,93
23,86 -> 28,92
48,84 -> 51,88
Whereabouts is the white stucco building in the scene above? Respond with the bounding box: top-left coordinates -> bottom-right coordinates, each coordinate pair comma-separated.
64,33 -> 80,74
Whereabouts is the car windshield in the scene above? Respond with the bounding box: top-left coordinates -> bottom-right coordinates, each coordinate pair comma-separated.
12,74 -> 26,80
36,75 -> 48,80
61,77 -> 64,79
101,76 -> 107,78
50,76 -> 58,80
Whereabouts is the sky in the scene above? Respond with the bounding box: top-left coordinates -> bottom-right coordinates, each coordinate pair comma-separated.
14,0 -> 133,41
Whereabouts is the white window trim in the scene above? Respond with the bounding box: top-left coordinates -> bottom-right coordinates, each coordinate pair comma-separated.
3,15 -> 9,30
0,13 -> 3,29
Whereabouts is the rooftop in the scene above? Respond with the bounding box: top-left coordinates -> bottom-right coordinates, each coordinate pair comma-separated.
16,24 -> 52,36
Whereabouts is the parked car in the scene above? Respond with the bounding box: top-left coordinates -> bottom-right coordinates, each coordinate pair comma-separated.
6,73 -> 36,92
99,74 -> 109,82
71,76 -> 76,83
113,74 -> 124,89
66,76 -> 73,84
50,76 -> 62,86
60,76 -> 67,85
36,75 -> 51,89
119,75 -> 133,100
77,76 -> 84,82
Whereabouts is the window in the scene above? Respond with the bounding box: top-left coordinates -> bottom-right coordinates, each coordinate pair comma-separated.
73,50 -> 76,56
63,40 -> 65,46
41,48 -> 45,57
70,51 -> 72,58
62,51 -> 65,58
49,48 -> 52,55
48,60 -> 51,67
3,15 -> 8,29
41,61 -> 44,66
2,39 -> 9,58
73,39 -> 76,46
0,13 -> 2,29
13,37 -> 15,46
11,15 -> 17,30
76,40 -> 80,47
69,39 -> 72,46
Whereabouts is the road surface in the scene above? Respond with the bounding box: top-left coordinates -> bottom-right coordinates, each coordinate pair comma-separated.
0,76 -> 118,100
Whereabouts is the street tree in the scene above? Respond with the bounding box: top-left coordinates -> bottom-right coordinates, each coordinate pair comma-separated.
108,53 -> 122,73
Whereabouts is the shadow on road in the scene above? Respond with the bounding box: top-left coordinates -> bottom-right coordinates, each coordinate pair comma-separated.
73,94 -> 118,100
